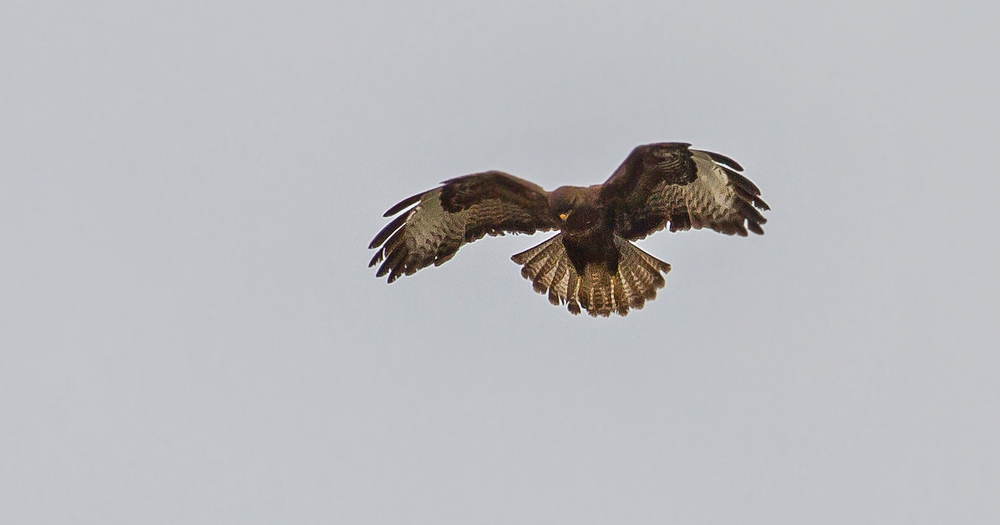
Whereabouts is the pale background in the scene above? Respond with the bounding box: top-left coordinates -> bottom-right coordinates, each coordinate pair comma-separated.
3,1 -> 999,523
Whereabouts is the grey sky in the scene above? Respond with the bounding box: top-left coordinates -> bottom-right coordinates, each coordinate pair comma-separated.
2,1 -> 998,523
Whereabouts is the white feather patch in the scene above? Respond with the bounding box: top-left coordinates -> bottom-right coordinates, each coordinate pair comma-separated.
692,152 -> 734,208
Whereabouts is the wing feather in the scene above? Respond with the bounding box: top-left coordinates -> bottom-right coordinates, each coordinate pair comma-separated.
599,143 -> 769,240
369,171 -> 557,283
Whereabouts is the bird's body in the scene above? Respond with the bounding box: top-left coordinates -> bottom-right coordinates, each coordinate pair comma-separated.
368,142 -> 769,317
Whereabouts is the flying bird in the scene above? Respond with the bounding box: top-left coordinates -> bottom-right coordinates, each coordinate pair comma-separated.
368,142 -> 769,317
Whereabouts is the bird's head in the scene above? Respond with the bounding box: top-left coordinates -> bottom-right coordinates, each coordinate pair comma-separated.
549,186 -> 591,223
550,187 -> 604,239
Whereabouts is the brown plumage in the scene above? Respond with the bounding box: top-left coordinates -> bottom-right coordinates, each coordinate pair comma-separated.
368,142 -> 770,317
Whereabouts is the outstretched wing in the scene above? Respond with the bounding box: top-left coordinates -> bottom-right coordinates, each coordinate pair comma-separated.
369,171 -> 558,283
598,142 -> 770,239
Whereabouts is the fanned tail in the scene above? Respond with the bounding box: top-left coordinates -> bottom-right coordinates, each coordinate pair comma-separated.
511,234 -> 671,317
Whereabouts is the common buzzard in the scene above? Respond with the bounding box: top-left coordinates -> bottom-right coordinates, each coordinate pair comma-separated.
368,142 -> 769,317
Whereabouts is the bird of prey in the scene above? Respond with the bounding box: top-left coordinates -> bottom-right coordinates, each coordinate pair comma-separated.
368,142 -> 769,317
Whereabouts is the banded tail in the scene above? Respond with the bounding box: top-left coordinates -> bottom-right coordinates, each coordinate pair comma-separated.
511,234 -> 671,317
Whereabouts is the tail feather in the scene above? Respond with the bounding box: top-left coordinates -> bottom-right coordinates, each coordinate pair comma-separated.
547,258 -> 570,306
616,263 -> 639,307
511,234 -> 671,317
565,271 -> 582,315
619,237 -> 669,300
611,271 -> 630,316
531,250 -> 560,295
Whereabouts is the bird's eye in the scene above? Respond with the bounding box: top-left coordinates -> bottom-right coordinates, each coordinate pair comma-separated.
558,212 -> 569,221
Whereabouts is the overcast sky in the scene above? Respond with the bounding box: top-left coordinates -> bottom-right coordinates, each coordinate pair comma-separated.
3,1 -> 999,523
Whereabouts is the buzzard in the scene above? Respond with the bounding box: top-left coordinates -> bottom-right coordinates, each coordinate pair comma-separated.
368,142 -> 769,317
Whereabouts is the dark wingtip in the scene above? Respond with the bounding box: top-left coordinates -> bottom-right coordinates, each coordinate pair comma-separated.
702,150 -> 744,172
369,212 -> 410,249
382,192 -> 424,217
